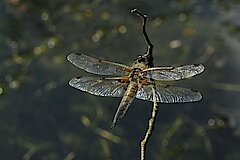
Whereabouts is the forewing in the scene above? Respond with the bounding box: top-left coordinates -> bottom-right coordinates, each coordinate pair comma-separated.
136,83 -> 202,103
141,64 -> 204,81
69,77 -> 128,97
67,53 -> 131,76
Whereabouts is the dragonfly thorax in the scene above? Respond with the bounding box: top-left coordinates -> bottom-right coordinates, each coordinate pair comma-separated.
129,68 -> 142,81
134,54 -> 153,68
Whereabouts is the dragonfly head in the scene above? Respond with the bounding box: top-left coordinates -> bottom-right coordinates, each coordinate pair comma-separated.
133,55 -> 149,69
135,54 -> 153,65
135,55 -> 146,64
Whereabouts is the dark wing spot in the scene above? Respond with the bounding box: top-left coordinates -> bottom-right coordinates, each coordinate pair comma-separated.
165,85 -> 170,88
75,53 -> 82,55
76,76 -> 82,79
190,88 -> 198,92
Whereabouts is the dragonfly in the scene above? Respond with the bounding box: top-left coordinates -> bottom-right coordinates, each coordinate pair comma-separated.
67,52 -> 204,128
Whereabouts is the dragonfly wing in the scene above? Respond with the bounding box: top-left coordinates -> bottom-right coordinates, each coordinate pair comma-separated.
69,77 -> 128,97
141,64 -> 204,81
136,83 -> 202,103
67,53 -> 131,76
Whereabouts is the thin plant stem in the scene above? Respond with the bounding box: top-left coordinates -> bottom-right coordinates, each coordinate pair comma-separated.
140,86 -> 159,160
131,8 -> 154,67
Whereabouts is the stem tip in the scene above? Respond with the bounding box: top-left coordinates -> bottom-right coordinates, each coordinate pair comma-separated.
130,8 -> 137,13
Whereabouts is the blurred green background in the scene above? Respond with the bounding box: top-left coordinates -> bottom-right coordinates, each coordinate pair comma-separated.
1,0 -> 240,160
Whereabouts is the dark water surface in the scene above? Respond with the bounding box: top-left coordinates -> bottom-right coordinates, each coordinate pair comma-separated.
0,0 -> 240,160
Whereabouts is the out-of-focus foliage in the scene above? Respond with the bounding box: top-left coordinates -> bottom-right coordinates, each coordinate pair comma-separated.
0,0 -> 240,160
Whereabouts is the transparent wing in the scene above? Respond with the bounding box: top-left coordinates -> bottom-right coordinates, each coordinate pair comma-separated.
136,83 -> 202,103
69,77 -> 128,97
141,64 -> 204,81
67,53 -> 131,76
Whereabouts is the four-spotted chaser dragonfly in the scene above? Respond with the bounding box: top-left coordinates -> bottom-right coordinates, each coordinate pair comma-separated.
67,53 -> 204,128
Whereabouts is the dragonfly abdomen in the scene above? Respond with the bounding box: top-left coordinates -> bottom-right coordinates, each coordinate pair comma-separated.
111,81 -> 139,128
122,81 -> 138,101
